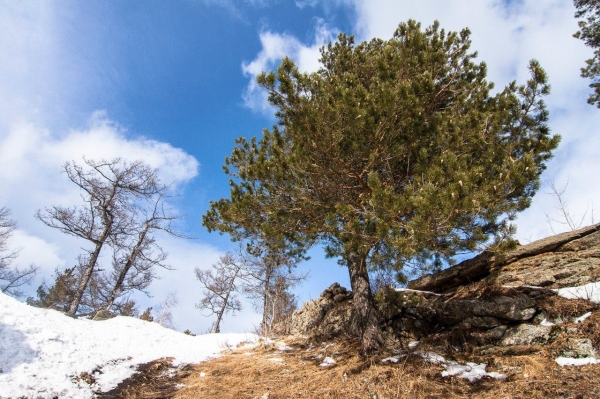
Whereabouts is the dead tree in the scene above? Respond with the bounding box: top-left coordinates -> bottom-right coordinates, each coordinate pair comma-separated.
102,194 -> 184,311
195,252 -> 248,333
36,158 -> 162,316
0,207 -> 38,297
242,240 -> 307,336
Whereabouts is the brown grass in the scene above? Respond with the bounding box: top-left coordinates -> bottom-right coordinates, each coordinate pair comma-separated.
98,312 -> 600,399
168,336 -> 599,399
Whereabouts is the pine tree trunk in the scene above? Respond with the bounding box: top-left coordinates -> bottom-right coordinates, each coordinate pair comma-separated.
346,249 -> 383,355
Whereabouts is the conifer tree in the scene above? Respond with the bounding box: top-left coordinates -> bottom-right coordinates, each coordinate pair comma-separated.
574,0 -> 600,106
203,21 -> 560,354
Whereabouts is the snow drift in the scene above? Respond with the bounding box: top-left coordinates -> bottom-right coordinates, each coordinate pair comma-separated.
0,292 -> 258,398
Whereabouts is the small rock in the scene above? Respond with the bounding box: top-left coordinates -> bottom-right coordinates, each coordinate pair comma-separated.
500,324 -> 554,346
92,309 -> 115,321
561,338 -> 597,359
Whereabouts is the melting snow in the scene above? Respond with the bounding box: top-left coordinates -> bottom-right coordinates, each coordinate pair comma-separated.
415,351 -> 446,364
319,357 -> 337,367
380,351 -> 507,382
0,292 -> 259,398
276,342 -> 292,351
574,312 -> 593,324
556,282 -> 600,303
442,362 -> 507,382
555,357 -> 600,366
540,318 -> 556,326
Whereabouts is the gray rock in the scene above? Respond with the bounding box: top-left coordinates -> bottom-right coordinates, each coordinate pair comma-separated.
409,223 -> 600,292
289,283 -> 354,337
500,324 -> 554,346
436,294 -> 537,326
561,338 -> 597,358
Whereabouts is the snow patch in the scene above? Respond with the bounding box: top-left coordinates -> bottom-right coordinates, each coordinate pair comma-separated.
319,357 -> 337,367
415,351 -> 446,365
276,342 -> 292,351
442,362 -> 507,382
555,357 -> 600,366
556,282 -> 600,303
0,292 -> 259,398
574,312 -> 593,324
381,350 -> 507,382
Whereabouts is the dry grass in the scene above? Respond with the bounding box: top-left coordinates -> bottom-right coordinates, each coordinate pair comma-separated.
98,309 -> 600,399
168,336 -> 599,399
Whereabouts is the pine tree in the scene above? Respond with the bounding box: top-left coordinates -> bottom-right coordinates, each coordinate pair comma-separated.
27,267 -> 78,312
574,0 -> 600,106
203,20 -> 560,354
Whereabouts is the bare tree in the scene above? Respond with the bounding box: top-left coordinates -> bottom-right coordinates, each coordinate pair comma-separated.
242,242 -> 307,336
263,275 -> 299,335
0,207 -> 38,297
545,178 -> 596,233
36,158 -> 162,316
195,252 -> 248,333
153,291 -> 179,329
103,194 -> 184,312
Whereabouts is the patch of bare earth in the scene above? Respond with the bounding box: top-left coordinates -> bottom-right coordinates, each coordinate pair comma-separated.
98,334 -> 600,399
97,358 -> 194,398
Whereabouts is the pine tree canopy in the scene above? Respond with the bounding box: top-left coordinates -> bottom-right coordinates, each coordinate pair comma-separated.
574,0 -> 600,107
204,20 -> 560,277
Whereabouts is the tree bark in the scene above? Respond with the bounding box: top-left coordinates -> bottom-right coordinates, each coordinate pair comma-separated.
105,224 -> 150,311
213,267 -> 240,334
261,265 -> 273,335
346,249 -> 383,355
68,234 -> 108,316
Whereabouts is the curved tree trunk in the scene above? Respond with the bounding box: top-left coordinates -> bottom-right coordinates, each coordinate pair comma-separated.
346,249 -> 383,355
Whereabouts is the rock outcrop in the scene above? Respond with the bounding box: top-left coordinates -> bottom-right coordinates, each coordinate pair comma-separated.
289,224 -> 600,356
289,283 -> 354,337
409,223 -> 600,293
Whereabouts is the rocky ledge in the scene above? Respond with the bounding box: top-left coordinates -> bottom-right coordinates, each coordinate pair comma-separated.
289,223 -> 600,359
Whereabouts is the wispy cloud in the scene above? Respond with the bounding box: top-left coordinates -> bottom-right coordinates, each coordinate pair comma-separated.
241,19 -> 337,114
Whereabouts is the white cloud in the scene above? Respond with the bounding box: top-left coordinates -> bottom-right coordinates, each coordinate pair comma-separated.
7,230 -> 64,276
0,114 -> 198,228
0,113 -> 204,307
242,20 -> 337,114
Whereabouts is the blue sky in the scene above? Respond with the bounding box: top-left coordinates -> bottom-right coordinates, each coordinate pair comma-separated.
1,0 -> 599,334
